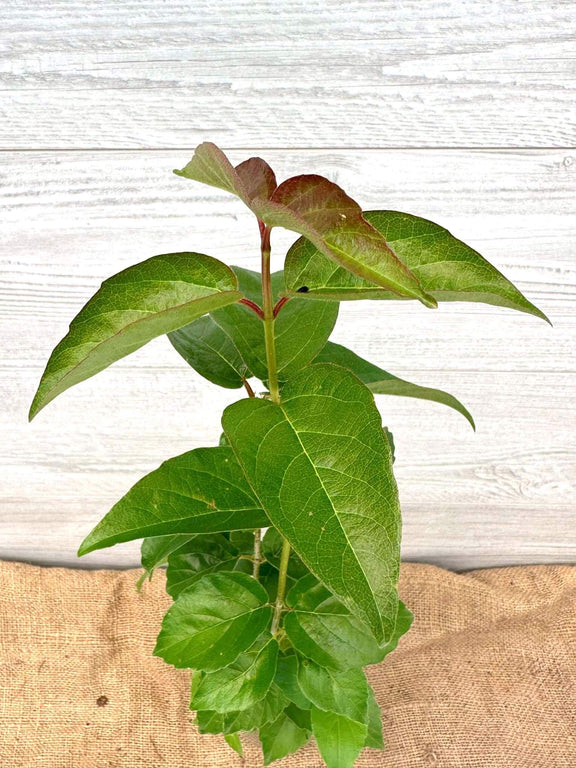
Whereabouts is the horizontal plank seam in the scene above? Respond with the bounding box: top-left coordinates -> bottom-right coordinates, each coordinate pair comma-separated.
1,146 -> 576,153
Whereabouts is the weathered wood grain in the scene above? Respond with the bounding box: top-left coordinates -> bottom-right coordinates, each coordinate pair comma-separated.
1,148 -> 574,569
1,0 -> 575,148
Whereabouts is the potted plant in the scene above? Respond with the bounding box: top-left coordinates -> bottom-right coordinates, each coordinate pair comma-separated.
29,143 -> 547,767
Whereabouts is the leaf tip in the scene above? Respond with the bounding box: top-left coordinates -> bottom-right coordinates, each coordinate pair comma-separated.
28,388 -> 44,422
521,297 -> 551,325
135,571 -> 147,592
77,538 -> 93,558
539,309 -> 553,327
421,292 -> 438,309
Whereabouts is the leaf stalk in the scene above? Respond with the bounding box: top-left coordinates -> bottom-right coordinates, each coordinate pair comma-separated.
239,297 -> 264,319
273,296 -> 290,317
242,378 -> 255,398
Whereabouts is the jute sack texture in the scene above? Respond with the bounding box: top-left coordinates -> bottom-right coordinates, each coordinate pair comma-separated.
0,560 -> 575,768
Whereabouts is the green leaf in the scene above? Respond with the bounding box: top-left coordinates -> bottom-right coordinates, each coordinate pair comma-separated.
29,252 -> 243,420
165,534 -> 240,599
259,709 -> 311,765
285,210 -> 549,322
315,341 -> 475,429
384,599 -> 414,653
224,732 -> 243,757
311,707 -> 368,768
78,447 -> 268,556
252,177 -> 436,308
195,709 -> 226,735
190,636 -> 278,712
284,703 -> 312,731
284,574 -> 396,670
140,534 -> 195,580
196,680 -> 290,736
289,577 -> 411,664
275,655 -> 312,710
297,658 -> 369,724
154,572 -> 271,671
223,684 -> 289,733
172,267 -> 262,383
170,267 -> 338,385
364,687 -> 384,750
269,279 -> 339,383
219,431 -> 231,447
174,142 -> 277,208
222,363 -> 401,642
168,313 -> 250,389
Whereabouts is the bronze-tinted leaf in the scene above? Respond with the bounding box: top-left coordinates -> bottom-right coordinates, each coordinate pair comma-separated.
174,142 -> 276,206
252,176 -> 436,308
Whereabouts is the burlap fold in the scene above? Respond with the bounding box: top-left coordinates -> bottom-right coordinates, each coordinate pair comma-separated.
0,559 -> 575,767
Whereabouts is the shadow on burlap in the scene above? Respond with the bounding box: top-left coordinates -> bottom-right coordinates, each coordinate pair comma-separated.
0,560 -> 575,767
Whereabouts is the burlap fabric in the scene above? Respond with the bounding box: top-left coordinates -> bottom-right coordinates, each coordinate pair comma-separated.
0,560 -> 575,767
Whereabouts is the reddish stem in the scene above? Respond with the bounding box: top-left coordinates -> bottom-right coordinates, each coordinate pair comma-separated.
242,378 -> 255,398
239,297 -> 264,319
273,296 -> 290,317
259,219 -> 271,251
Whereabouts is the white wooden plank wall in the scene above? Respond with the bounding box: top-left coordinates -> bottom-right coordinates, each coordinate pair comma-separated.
1,0 -> 574,570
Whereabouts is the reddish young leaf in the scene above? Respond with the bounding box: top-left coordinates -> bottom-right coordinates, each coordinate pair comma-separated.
251,175 -> 436,308
174,142 -> 276,206
236,157 -> 277,202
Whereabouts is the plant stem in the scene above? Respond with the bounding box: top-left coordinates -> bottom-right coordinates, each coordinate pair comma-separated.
271,537 -> 291,634
242,377 -> 262,579
260,223 -> 280,405
259,220 -> 291,628
253,527 -> 262,579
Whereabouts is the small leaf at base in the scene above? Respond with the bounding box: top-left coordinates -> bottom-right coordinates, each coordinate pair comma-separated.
190,636 -> 278,712
365,687 -> 384,750
140,534 -> 196,580
297,658 -> 369,725
259,709 -> 311,765
154,572 -> 271,671
165,534 -> 240,599
224,732 -> 243,756
311,707 -> 367,768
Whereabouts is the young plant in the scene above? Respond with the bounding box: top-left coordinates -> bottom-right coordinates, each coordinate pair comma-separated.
29,143 -> 548,767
